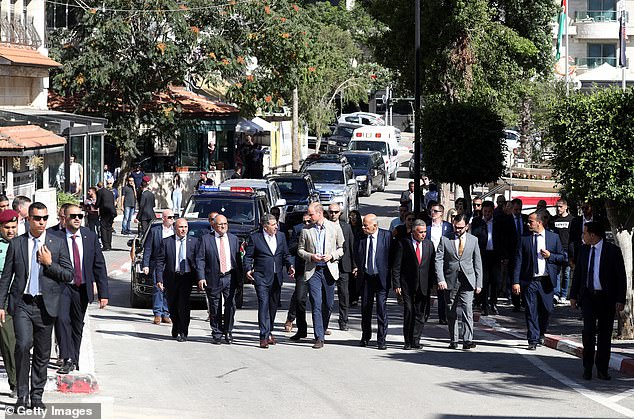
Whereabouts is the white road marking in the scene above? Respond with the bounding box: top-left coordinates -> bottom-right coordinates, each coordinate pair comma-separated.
516,348 -> 634,418
609,387 -> 634,403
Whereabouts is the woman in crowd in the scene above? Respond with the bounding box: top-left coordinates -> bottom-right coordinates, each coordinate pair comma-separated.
172,173 -> 184,216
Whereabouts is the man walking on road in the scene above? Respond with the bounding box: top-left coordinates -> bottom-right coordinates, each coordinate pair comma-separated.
570,221 -> 627,380
95,182 -> 116,251
198,215 -> 243,344
121,176 -> 136,235
513,210 -> 565,350
143,210 -> 174,325
136,181 -> 156,238
435,214 -> 482,350
328,203 -> 355,331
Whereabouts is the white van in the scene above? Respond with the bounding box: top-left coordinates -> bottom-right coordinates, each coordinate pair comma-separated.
348,126 -> 400,180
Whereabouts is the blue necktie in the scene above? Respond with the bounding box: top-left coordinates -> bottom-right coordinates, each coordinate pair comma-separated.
533,234 -> 539,275
179,239 -> 187,273
367,235 -> 375,275
29,238 -> 40,296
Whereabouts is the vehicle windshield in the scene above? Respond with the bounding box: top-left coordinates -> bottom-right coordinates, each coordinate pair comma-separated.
333,126 -> 355,137
344,155 -> 372,169
184,198 -> 256,224
349,141 -> 387,154
275,179 -> 310,199
307,169 -> 344,184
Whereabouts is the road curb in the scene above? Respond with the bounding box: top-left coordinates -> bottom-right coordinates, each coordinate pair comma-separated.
476,316 -> 634,377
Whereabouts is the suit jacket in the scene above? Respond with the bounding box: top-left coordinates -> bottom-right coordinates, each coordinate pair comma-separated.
298,220 -> 344,281
354,229 -> 392,290
435,232 -> 483,290
425,221 -> 454,240
136,189 -> 156,221
0,232 -> 74,317
513,229 -> 565,291
470,216 -> 509,260
198,232 -> 243,293
338,220 -> 355,274
47,224 -> 65,233
568,215 -> 606,264
288,222 -> 307,275
95,187 -> 116,216
392,237 -> 435,296
155,235 -> 204,284
142,224 -> 171,273
243,231 -> 292,286
51,227 -> 109,302
570,241 -> 627,305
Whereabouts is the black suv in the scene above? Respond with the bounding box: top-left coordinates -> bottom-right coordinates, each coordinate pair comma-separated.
342,150 -> 387,196
267,172 -> 320,229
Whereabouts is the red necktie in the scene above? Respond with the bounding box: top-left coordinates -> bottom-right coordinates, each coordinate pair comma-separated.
71,234 -> 82,286
416,241 -> 422,264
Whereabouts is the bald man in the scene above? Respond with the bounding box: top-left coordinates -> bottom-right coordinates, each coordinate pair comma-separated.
354,214 -> 392,350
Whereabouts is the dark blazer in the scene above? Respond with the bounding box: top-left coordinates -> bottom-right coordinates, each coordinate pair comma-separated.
426,221 -> 454,239
155,235 -> 204,284
51,227 -> 109,302
392,237 -> 435,295
0,232 -> 74,316
95,187 -> 116,216
243,231 -> 292,287
136,189 -> 156,221
142,225 -> 168,271
568,215 -> 606,264
470,216 -> 509,260
570,241 -> 627,305
354,229 -> 392,290
47,224 -> 65,233
288,222 -> 307,275
198,232 -> 243,293
339,220 -> 355,273
513,229 -> 565,291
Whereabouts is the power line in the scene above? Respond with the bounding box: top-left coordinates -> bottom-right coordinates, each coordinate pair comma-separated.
45,0 -> 258,13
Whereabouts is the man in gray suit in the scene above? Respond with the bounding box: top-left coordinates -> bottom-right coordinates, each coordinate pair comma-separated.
436,214 -> 482,350
298,203 -> 344,349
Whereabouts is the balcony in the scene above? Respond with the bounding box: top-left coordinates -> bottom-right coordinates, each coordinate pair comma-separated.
574,10 -> 622,39
574,10 -> 620,23
0,13 -> 42,48
575,56 -> 617,69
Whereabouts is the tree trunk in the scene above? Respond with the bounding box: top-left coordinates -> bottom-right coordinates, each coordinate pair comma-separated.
440,182 -> 452,208
292,87 -> 300,171
604,199 -> 634,338
314,133 -> 322,154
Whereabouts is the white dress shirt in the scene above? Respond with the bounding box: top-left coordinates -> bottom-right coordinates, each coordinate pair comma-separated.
365,231 -> 378,272
26,231 -> 47,295
265,232 -> 277,273
430,222 -> 443,250
162,225 -> 174,239
175,236 -> 187,272
65,229 -> 84,284
533,232 -> 546,277
215,233 -> 232,272
589,239 -> 603,290
18,219 -> 27,236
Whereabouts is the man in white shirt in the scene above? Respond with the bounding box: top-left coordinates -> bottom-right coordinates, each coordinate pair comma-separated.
69,154 -> 83,195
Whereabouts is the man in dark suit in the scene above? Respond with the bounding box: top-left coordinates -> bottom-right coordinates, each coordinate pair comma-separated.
507,198 -> 529,311
471,201 -> 508,315
136,181 -> 156,238
47,203 -> 71,233
426,203 -> 454,324
95,183 -> 116,251
354,213 -> 392,350
244,214 -> 294,349
436,214 -> 482,350
513,210 -> 565,350
328,203 -> 355,331
0,202 -> 73,409
286,214 -> 311,334
155,218 -> 203,342
54,204 -> 109,374
570,221 -> 626,380
143,210 -> 174,325
392,219 -> 435,350
198,214 -> 243,344
568,201 -> 605,269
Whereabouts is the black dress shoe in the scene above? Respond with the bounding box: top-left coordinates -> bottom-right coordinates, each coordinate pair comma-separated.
31,399 -> 46,409
527,343 -> 537,350
403,343 -> 412,350
597,371 -> 612,380
448,342 -> 459,350
377,343 -> 387,350
224,333 -> 233,344
412,343 -> 422,350
463,342 -> 477,350
439,319 -> 448,325
9,388 -> 17,399
57,359 -> 75,374
15,397 -> 28,408
482,307 -> 489,316
176,334 -> 185,342
490,305 -> 499,315
583,370 -> 592,380
289,332 -> 307,341
359,339 -> 369,347
212,337 -> 222,345
339,324 -> 349,331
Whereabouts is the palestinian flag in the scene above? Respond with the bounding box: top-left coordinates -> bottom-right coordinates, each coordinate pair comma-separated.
556,0 -> 567,60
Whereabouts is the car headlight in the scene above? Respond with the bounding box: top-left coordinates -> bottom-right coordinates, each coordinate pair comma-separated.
356,175 -> 367,181
294,205 -> 308,212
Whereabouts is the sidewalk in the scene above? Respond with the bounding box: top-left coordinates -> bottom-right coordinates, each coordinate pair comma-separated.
474,300 -> 634,376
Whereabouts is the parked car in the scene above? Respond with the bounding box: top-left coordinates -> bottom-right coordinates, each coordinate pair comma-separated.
267,172 -> 320,230
325,122 -> 362,152
299,153 -> 346,172
302,160 -> 359,220
128,219 -> 210,309
348,125 -> 400,180
341,150 -> 387,196
219,178 -> 287,222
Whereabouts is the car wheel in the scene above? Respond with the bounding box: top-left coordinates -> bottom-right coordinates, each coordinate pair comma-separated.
130,277 -> 147,308
390,167 -> 398,180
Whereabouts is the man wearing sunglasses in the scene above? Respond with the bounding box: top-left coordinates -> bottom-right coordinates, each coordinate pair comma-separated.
328,203 -> 355,332
53,205 -> 108,374
0,202 -> 74,409
143,210 -> 174,325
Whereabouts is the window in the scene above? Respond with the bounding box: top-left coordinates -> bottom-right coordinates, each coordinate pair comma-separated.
588,0 -> 616,11
587,44 -> 617,67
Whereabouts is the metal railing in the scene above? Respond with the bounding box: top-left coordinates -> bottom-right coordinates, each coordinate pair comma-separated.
0,13 -> 41,48
574,10 -> 620,22
575,56 -> 618,68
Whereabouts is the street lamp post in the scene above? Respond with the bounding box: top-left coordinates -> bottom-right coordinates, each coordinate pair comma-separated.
413,0 -> 422,215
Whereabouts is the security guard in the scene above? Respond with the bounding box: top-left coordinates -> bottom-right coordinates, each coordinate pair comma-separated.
0,209 -> 19,398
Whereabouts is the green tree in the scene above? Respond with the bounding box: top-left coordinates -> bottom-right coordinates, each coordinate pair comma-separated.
420,101 -> 505,209
548,88 -> 634,337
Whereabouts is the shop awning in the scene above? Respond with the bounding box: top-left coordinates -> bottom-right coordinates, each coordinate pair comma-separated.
0,125 -> 66,156
235,117 -> 277,134
0,46 -> 62,68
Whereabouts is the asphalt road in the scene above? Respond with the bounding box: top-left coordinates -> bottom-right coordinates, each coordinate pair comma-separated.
6,143 -> 634,418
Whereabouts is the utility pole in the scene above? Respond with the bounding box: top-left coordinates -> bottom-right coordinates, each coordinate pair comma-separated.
292,87 -> 300,171
414,0 -> 422,215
